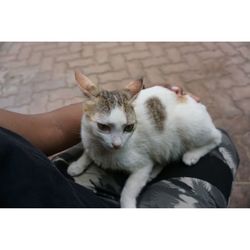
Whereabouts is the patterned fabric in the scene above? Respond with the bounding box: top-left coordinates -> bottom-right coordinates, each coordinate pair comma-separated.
52,129 -> 239,208
138,177 -> 227,208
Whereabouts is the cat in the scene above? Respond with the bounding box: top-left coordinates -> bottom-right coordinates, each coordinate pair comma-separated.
67,70 -> 222,208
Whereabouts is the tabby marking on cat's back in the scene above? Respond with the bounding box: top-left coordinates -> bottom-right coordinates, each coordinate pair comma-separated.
146,97 -> 166,131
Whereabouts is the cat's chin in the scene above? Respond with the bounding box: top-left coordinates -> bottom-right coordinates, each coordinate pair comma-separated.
103,145 -> 122,152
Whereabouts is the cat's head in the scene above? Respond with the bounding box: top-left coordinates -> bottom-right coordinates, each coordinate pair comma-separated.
75,70 -> 144,151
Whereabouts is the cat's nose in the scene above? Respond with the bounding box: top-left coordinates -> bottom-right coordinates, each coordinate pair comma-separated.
112,137 -> 122,149
112,142 -> 121,150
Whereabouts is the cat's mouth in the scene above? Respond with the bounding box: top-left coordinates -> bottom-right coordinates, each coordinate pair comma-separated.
100,143 -> 122,152
107,144 -> 123,151
112,145 -> 121,150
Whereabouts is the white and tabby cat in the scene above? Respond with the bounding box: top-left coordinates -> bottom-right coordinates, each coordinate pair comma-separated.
68,71 -> 222,208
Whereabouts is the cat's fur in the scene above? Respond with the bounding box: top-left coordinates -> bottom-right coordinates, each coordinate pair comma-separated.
68,71 -> 222,208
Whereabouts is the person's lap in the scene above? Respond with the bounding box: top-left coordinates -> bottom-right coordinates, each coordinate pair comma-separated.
0,127 -> 239,208
0,127 -> 118,208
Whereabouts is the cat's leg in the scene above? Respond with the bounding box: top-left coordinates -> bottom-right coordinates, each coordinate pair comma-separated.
67,153 -> 92,176
149,164 -> 164,181
183,141 -> 220,166
120,164 -> 153,208
183,129 -> 222,166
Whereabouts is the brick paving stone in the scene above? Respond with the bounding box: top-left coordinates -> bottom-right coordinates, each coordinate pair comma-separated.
217,77 -> 235,89
56,53 -> 80,62
226,56 -> 246,65
163,74 -> 183,86
181,71 -> 205,82
30,92 -> 49,114
33,72 -> 51,83
167,48 -> 182,63
110,45 -> 134,55
212,91 -> 243,118
81,46 -> 94,58
183,54 -> 201,70
49,87 -> 81,102
0,95 -> 16,108
44,47 -> 69,57
110,54 -> 126,70
33,79 -> 66,92
28,51 -> 42,66
15,84 -> 33,106
96,50 -> 109,64
0,42 -> 250,207
229,183 -> 250,208
46,99 -> 64,111
225,65 -> 249,86
142,57 -> 169,67
98,70 -> 129,84
68,58 -> 94,68
146,67 -> 165,83
231,85 -> 250,100
127,61 -> 143,78
180,44 -> 205,54
241,63 -> 250,73
125,51 -> 151,61
1,84 -> 19,97
134,42 -> 148,51
52,62 -> 67,79
161,63 -> 189,74
69,43 -> 82,53
40,57 -> 54,72
18,46 -> 32,60
83,64 -> 111,75
9,105 -> 30,114
202,42 -> 218,50
8,43 -> 22,55
33,43 -> 58,51
237,46 -> 250,59
198,50 -> 225,59
95,42 -> 118,49
0,55 -> 16,63
149,44 -> 165,56
217,43 -> 238,56
237,99 -> 250,115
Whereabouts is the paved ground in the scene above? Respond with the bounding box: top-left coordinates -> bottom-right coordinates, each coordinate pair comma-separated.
0,42 -> 249,207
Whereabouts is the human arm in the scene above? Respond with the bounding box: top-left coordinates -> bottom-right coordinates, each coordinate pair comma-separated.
0,103 -> 83,156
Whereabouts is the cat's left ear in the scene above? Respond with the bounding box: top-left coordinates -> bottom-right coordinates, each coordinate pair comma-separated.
125,78 -> 144,101
75,70 -> 100,98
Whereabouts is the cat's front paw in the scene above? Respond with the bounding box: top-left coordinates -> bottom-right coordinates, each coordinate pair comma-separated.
120,198 -> 137,208
182,152 -> 200,166
67,161 -> 85,176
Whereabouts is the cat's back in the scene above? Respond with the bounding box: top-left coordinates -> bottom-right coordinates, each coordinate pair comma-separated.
131,86 -> 183,161
131,85 -> 217,162
133,85 -> 208,130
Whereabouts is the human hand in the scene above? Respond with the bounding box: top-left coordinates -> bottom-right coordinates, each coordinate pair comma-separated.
170,86 -> 200,102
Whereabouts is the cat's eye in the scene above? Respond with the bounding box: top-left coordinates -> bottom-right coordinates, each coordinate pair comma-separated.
97,123 -> 110,132
124,124 -> 134,133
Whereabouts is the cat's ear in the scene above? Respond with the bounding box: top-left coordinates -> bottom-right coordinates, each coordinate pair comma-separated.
75,70 -> 100,98
125,78 -> 144,100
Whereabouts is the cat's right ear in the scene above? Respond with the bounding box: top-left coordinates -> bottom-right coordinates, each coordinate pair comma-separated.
75,70 -> 100,98
125,78 -> 144,101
